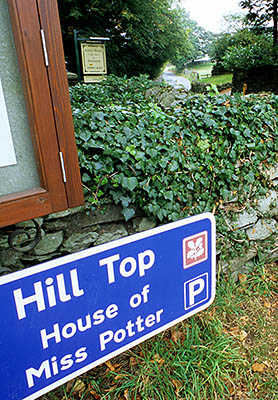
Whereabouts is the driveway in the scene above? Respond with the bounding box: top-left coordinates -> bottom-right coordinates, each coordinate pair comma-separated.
161,70 -> 191,91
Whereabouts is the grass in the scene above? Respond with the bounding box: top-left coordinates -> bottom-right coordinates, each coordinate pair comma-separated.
202,73 -> 233,86
184,61 -> 214,75
179,61 -> 232,86
181,62 -> 214,81
178,62 -> 233,85
40,259 -> 278,400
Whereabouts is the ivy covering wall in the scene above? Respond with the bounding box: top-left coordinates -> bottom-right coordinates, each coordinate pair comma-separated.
1,76 -> 278,273
71,76 -> 278,223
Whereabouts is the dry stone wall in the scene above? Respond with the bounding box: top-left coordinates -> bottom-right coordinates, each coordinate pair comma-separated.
1,166 -> 278,280
232,65 -> 278,94
0,204 -> 156,275
218,167 -> 278,279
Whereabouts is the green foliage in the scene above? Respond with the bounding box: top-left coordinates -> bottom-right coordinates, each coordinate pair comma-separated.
97,316 -> 245,400
170,9 -> 215,72
209,33 -> 232,63
239,0 -> 278,59
210,27 -> 277,71
202,74 -> 233,85
240,0 -> 276,28
58,0 -> 191,78
209,28 -> 270,70
221,12 -> 247,33
223,34 -> 274,70
71,75 -> 278,231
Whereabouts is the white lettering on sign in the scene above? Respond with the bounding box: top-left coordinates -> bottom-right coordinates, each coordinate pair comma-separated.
99,250 -> 155,283
188,278 -> 205,307
25,346 -> 88,388
40,303 -> 119,349
129,284 -> 150,308
184,273 -> 209,310
13,269 -> 84,320
99,308 -> 164,351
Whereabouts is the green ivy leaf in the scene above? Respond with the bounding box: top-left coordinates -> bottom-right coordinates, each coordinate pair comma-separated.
164,191 -> 173,201
122,177 -> 138,191
122,208 -> 135,221
245,171 -> 255,183
197,139 -> 210,151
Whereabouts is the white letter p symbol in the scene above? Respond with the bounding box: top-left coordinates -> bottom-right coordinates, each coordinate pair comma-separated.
188,278 -> 205,307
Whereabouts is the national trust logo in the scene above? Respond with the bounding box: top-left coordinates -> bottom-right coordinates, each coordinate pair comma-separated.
183,231 -> 208,269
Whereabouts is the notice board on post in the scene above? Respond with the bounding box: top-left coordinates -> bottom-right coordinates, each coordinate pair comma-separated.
73,31 -> 109,83
81,42 -> 107,82
0,0 -> 84,228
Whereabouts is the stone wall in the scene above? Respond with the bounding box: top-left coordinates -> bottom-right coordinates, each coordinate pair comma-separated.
216,166 -> 278,280
232,65 -> 278,94
190,81 -> 231,94
1,165 -> 278,280
146,82 -> 231,107
0,204 -> 156,276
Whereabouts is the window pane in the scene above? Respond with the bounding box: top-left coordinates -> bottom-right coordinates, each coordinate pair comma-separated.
0,0 -> 40,197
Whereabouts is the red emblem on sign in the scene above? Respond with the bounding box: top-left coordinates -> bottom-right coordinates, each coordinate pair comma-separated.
183,231 -> 208,268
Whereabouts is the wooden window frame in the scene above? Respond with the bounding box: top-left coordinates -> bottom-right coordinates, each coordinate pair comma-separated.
0,0 -> 84,228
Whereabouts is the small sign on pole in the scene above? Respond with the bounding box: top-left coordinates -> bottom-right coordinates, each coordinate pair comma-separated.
81,43 -> 107,79
74,31 -> 109,83
0,212 -> 216,400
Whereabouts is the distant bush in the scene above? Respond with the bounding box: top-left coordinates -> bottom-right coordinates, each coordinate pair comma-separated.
210,29 -> 275,72
70,75 -> 278,224
223,36 -> 274,70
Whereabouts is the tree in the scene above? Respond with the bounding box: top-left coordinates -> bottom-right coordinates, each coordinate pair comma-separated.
58,0 -> 191,77
187,20 -> 215,58
209,33 -> 232,66
167,8 -> 215,72
223,34 -> 273,70
220,12 -> 247,33
209,28 -> 269,71
239,0 -> 278,58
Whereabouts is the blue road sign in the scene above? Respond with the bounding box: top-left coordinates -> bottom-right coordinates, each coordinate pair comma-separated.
0,213 -> 216,400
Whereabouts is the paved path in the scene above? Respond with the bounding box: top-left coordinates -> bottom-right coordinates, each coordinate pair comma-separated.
161,70 -> 191,91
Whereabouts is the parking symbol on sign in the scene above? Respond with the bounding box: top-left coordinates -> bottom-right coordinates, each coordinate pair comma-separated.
183,231 -> 208,269
184,273 -> 208,310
